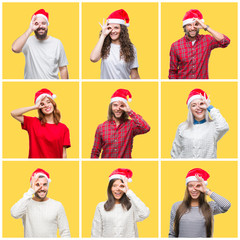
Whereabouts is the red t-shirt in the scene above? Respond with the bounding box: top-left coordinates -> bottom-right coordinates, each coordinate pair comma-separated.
22,116 -> 71,158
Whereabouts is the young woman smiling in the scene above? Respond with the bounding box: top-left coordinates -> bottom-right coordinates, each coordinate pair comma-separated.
91,168 -> 150,237
90,9 -> 140,79
11,88 -> 70,158
169,168 -> 231,238
171,88 -> 229,158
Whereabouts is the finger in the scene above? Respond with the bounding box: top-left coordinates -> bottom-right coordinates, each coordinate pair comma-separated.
99,22 -> 103,28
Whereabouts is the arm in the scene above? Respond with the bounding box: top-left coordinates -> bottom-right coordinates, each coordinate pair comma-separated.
91,204 -> 103,237
12,15 -> 39,53
63,147 -> 67,158
168,204 -> 177,238
171,126 -> 182,159
90,126 -> 102,158
59,66 -> 69,79
169,44 -> 179,79
126,190 -> 150,222
90,20 -> 113,62
130,68 -> 140,79
57,203 -> 71,238
208,192 -> 231,215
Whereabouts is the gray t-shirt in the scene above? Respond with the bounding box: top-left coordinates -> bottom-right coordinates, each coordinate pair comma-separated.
22,36 -> 68,79
100,43 -> 139,79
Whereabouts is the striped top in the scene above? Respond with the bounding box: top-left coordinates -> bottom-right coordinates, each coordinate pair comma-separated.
169,192 -> 231,238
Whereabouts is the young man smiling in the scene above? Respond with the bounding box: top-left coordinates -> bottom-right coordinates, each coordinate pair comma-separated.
12,9 -> 68,79
169,9 -> 230,79
11,169 -> 71,238
91,89 -> 150,158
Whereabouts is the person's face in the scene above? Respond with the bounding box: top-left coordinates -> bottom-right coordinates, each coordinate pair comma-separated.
109,23 -> 121,42
187,181 -> 201,199
34,16 -> 48,40
184,22 -> 199,39
40,97 -> 54,115
111,179 -> 124,200
111,101 -> 124,119
190,99 -> 206,121
34,177 -> 48,200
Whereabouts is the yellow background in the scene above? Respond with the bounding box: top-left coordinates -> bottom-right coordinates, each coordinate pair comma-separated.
3,2 -> 79,79
82,161 -> 158,237
161,2 -> 237,79
82,82 -> 158,158
3,82 -> 79,158
82,3 -> 158,79
3,161 -> 79,237
161,161 -> 238,237
161,82 -> 238,158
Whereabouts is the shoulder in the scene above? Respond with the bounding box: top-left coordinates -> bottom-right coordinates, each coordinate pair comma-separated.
171,201 -> 182,212
57,122 -> 69,129
96,201 -> 106,210
24,116 -> 40,123
176,122 -> 187,132
97,121 -> 110,128
199,34 -> 213,41
48,36 -> 61,42
171,36 -> 185,48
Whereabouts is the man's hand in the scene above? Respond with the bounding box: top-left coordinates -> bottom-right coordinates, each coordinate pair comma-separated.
31,174 -> 42,193
193,18 -> 207,30
29,15 -> 39,32
119,101 -> 131,113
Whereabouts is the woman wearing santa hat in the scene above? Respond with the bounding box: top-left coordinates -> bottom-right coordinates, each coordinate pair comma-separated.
90,9 -> 140,79
171,88 -> 229,158
11,88 -> 71,158
91,168 -> 150,237
169,168 -> 231,238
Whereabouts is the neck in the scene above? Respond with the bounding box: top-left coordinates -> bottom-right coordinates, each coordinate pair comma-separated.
186,35 -> 196,42
32,196 -> 49,202
45,114 -> 54,124
111,39 -> 120,45
112,116 -> 121,126
190,199 -> 199,207
115,199 -> 121,204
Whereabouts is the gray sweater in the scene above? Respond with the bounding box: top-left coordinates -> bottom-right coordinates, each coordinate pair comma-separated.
169,192 -> 231,238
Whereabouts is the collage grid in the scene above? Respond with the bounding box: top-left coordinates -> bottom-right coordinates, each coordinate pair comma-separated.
0,0 -> 239,239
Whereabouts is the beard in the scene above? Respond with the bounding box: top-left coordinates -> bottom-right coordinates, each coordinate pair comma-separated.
34,28 -> 48,40
184,28 -> 199,39
35,190 -> 48,200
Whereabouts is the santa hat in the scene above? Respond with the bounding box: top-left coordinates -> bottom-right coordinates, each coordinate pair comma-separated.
186,168 -> 209,185
30,168 -> 51,184
110,89 -> 132,103
109,168 -> 133,182
183,9 -> 204,27
34,88 -> 56,104
186,88 -> 208,107
32,9 -> 49,25
107,9 -> 130,27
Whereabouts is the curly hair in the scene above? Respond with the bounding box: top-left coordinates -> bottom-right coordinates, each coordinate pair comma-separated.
100,24 -> 135,62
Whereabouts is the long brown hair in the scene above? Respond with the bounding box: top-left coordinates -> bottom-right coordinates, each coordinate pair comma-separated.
174,188 -> 213,237
38,97 -> 61,125
107,103 -> 129,121
101,24 -> 135,62
104,179 -> 131,211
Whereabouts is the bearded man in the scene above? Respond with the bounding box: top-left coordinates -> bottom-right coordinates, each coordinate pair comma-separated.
169,9 -> 230,79
11,168 -> 71,238
91,89 -> 150,158
12,9 -> 68,79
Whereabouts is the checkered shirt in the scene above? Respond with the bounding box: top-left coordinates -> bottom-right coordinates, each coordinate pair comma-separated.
169,34 -> 230,79
91,110 -> 150,158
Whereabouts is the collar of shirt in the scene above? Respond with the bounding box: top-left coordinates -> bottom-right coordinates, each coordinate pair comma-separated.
184,34 -> 201,43
193,118 -> 206,125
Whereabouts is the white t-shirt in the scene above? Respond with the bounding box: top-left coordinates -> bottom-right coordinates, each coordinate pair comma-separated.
100,43 -> 139,79
22,36 -> 68,79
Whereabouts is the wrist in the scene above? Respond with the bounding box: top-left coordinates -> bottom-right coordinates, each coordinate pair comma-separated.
204,25 -> 210,31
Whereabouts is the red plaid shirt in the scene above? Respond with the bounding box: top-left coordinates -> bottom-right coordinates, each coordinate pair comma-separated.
91,110 -> 150,158
169,34 -> 230,79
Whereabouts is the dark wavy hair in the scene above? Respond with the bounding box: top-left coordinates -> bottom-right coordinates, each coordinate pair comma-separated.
104,179 -> 132,211
107,103 -> 129,121
38,97 -> 61,125
100,24 -> 135,62
173,187 -> 213,237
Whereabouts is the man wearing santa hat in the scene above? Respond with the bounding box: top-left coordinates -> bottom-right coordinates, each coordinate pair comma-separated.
169,9 -> 230,79
91,89 -> 150,158
12,9 -> 69,79
11,169 -> 71,237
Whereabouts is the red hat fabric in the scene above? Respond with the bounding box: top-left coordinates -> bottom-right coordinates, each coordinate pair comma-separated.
183,9 -> 204,27
186,88 -> 208,107
107,9 -> 130,27
34,88 -> 56,104
186,168 -> 210,185
32,9 -> 49,25
110,89 -> 132,103
109,168 -> 133,182
30,168 -> 51,183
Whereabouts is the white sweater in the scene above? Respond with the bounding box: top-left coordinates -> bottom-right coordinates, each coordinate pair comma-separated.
11,188 -> 71,238
91,189 -> 150,238
171,107 -> 229,158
